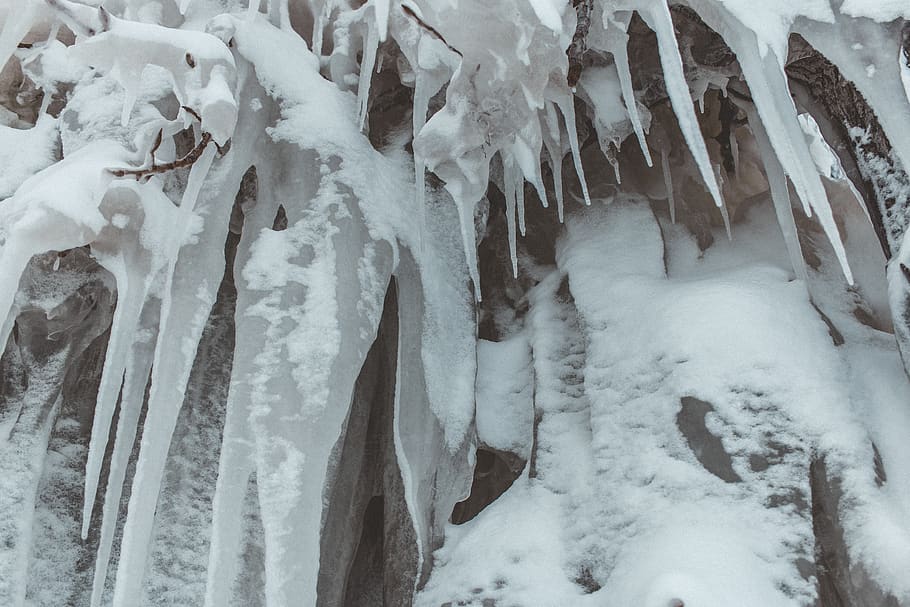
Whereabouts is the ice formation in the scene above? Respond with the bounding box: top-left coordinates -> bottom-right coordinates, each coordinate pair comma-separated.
0,0 -> 910,606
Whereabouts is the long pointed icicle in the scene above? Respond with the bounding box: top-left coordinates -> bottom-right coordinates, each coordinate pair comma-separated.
0,246 -> 33,360
714,164 -> 733,240
638,0 -> 722,207
89,298 -> 160,607
553,93 -> 591,205
203,391 -> 255,607
746,104 -> 809,282
517,177 -> 527,237
726,30 -> 853,284
413,71 -> 433,248
357,21 -> 380,131
660,148 -> 676,223
374,0 -> 390,41
454,192 -> 482,298
80,257 -> 147,539
205,163 -> 276,607
611,31 -> 653,166
542,102 -> 565,222
503,155 -> 519,277
111,146 -> 234,607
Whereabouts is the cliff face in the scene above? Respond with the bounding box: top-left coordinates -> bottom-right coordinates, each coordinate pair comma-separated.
1,1 -> 910,606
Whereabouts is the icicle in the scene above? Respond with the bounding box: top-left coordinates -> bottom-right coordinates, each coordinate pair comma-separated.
609,153 -> 621,183
660,147 -> 676,224
203,382 -> 255,607
276,0 -> 291,31
517,176 -> 527,237
89,298 -> 159,607
746,104 -> 809,282
637,0 -> 722,208
714,164 -> 732,240
503,156 -> 519,278
180,0 -> 192,15
311,1 -> 330,57
375,0 -> 390,42
112,59 -> 144,127
181,143 -> 217,211
724,27 -> 853,284
414,72 -> 433,248
205,162 -> 275,607
542,102 -> 565,222
730,127 -> 740,176
203,394 -> 255,607
110,123 -> 251,605
611,34 -> 652,166
553,93 -> 590,205
80,256 -> 147,539
246,0 -> 260,19
453,191 -> 482,298
357,21 -> 379,131
511,132 -> 549,209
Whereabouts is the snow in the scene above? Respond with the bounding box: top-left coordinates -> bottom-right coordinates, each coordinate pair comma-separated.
840,0 -> 910,22
475,337 -> 533,457
65,9 -> 237,142
0,361 -> 65,607
0,117 -> 59,200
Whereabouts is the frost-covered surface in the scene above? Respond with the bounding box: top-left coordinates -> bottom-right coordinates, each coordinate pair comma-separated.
1,0 -> 910,605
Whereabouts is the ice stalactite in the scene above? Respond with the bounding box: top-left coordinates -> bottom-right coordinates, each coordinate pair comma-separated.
635,0 -> 721,208
394,249 -> 474,589
201,14 -> 427,606
109,115 -> 251,607
660,147 -> 676,223
503,154 -> 520,277
204,161 -> 272,607
515,169 -> 527,238
357,19 -> 379,131
713,164 -> 732,240
552,92 -> 591,207
105,47 -> 252,598
89,298 -> 159,607
687,3 -> 853,283
230,153 -> 393,606
80,182 -> 175,540
542,101 -> 566,222
586,8 -> 652,167
743,103 -> 809,283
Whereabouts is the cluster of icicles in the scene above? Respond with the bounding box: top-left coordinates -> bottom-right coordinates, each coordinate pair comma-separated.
0,0 -> 909,605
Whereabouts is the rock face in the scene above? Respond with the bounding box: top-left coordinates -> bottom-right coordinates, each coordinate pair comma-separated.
811,457 -> 902,607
